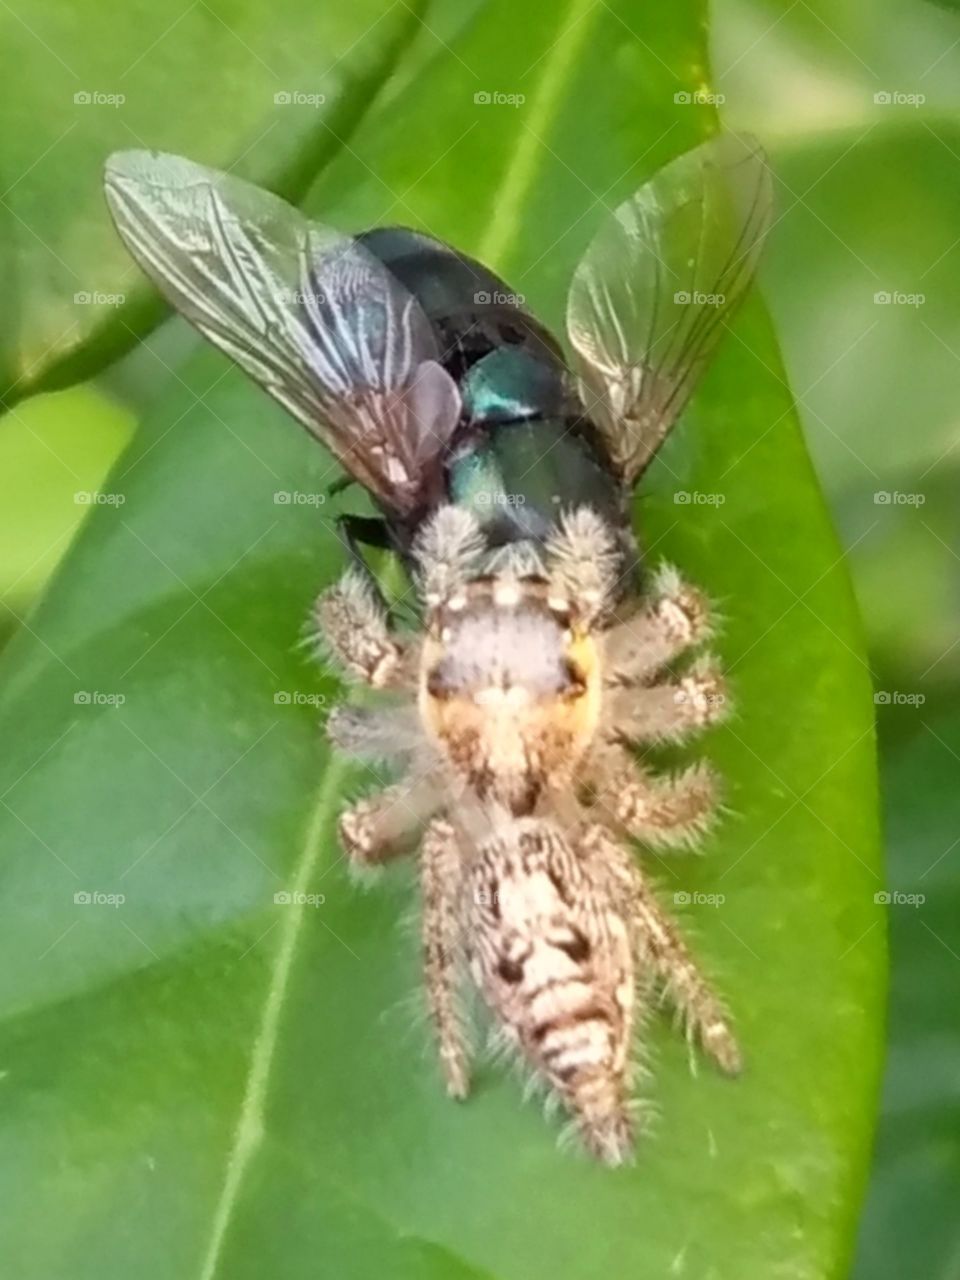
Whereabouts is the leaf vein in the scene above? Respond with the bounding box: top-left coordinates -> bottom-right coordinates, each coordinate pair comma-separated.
197,761 -> 345,1280
477,0 -> 597,266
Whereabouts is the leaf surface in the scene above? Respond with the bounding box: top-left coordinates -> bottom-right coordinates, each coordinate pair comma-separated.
0,0 -> 425,401
0,2 -> 883,1276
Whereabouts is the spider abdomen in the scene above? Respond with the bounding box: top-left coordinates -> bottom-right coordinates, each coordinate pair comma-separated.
466,820 -> 636,1164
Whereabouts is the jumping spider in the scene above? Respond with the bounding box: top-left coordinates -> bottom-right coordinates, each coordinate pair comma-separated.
315,505 -> 738,1165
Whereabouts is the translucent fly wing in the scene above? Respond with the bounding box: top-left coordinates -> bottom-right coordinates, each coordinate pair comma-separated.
566,133 -> 773,484
104,151 -> 461,515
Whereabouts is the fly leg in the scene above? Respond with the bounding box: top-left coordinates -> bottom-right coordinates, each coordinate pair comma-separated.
336,512 -> 394,584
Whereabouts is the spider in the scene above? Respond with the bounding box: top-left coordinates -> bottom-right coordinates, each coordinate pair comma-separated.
315,504 -> 738,1165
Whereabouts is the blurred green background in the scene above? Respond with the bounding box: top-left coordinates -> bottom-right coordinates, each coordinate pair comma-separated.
0,0 -> 956,1274
714,4 -> 960,1275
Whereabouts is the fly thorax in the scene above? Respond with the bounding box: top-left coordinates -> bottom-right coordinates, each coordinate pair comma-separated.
418,575 -> 601,815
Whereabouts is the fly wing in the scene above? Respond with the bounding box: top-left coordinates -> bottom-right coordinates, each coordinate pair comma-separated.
565,133 -> 773,484
104,150 -> 462,515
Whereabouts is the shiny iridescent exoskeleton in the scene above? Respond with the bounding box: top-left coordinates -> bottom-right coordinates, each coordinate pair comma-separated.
105,134 -> 772,1164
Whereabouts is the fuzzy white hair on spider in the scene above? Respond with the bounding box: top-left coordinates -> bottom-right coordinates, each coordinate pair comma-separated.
314,503 -> 738,1165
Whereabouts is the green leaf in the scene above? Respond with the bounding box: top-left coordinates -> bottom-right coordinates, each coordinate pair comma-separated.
725,122 -> 960,716
0,385 -> 134,650
715,1 -> 960,730
0,1 -> 883,1277
853,713 -> 960,1280
713,5 -> 960,1272
0,0 -> 425,404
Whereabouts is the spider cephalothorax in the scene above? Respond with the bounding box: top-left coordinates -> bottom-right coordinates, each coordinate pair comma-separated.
419,572 -> 602,816
315,503 -> 739,1163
